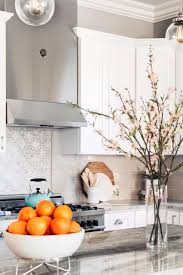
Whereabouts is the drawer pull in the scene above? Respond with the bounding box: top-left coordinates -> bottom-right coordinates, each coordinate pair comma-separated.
114,219 -> 123,225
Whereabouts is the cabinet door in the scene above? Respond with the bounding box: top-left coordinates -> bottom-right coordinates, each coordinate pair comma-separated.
135,209 -> 146,228
0,14 -> 13,152
167,210 -> 179,225
136,41 -> 175,154
78,33 -> 135,154
175,49 -> 183,154
103,38 -> 135,154
136,42 -> 175,119
179,212 -> 183,226
78,36 -> 107,154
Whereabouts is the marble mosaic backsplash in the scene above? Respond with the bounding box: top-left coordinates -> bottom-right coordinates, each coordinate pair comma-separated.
0,128 -> 51,195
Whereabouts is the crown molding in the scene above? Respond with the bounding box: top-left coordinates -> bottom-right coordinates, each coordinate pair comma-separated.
0,11 -> 13,23
78,0 -> 179,23
78,0 -> 154,23
154,0 -> 179,22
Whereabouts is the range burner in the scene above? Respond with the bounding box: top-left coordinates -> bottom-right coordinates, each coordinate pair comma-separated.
68,204 -> 105,232
68,204 -> 98,212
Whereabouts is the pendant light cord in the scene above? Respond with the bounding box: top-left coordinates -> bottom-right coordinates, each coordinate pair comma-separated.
181,0 -> 183,12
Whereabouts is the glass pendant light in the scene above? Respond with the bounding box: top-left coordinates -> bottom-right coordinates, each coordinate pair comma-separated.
166,0 -> 183,44
15,0 -> 55,26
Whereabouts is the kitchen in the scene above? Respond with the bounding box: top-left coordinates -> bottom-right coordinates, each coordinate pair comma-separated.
1,0 -> 183,274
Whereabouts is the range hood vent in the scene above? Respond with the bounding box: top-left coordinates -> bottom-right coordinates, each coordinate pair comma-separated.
7,99 -> 87,129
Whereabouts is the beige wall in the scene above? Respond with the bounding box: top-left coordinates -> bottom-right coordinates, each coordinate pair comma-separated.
78,6 -> 154,38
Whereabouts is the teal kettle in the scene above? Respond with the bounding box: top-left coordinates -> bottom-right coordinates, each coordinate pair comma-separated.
25,178 -> 52,208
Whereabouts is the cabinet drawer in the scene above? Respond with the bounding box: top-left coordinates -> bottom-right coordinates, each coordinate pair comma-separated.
104,211 -> 135,231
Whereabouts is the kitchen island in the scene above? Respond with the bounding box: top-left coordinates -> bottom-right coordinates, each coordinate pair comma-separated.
1,225 -> 183,275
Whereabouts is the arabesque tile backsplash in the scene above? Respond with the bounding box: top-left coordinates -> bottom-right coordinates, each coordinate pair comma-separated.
0,128 -> 51,195
0,128 -> 145,203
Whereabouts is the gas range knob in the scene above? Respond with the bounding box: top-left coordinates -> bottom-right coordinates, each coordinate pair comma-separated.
93,220 -> 98,226
80,221 -> 87,228
87,220 -> 93,227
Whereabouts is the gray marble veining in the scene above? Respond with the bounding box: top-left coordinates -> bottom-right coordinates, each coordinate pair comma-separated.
1,226 -> 183,274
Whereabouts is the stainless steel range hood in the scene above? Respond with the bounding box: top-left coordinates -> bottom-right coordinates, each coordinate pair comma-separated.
7,99 -> 87,129
6,1 -> 87,129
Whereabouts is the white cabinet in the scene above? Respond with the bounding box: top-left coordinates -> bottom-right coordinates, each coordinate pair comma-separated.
60,28 -> 177,155
0,12 -> 13,152
167,210 -> 179,225
60,28 -> 136,154
135,209 -> 146,228
104,210 -> 135,231
136,41 -> 175,108
179,212 -> 183,225
77,29 -> 135,155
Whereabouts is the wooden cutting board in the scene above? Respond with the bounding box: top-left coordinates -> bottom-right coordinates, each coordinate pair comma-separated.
82,161 -> 115,185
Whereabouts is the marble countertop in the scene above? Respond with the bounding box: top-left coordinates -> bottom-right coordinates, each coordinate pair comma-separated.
95,200 -> 183,212
1,225 -> 183,274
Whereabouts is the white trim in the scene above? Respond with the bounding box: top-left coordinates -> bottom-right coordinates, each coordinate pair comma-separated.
73,27 -> 134,42
74,27 -> 176,47
78,0 -> 180,23
0,11 -> 13,23
78,0 -> 154,23
154,0 -> 180,22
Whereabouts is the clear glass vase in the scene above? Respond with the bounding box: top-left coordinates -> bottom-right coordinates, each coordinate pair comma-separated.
146,179 -> 168,250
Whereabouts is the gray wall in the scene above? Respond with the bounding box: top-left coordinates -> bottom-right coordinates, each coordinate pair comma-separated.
5,0 -> 77,104
154,18 -> 172,38
78,6 -> 154,38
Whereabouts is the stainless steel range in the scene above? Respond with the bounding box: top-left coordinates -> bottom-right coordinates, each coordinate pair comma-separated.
0,196 -> 105,234
68,204 -> 105,232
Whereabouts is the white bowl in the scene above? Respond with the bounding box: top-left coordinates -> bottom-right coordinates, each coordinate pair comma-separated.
3,229 -> 85,260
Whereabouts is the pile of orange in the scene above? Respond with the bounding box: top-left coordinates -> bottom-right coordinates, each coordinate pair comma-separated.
8,201 -> 81,236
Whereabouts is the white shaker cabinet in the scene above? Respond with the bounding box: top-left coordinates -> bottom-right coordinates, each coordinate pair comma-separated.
77,28 -> 136,154
0,12 -> 13,152
59,28 -> 135,155
135,40 -> 175,117
59,29 -> 177,155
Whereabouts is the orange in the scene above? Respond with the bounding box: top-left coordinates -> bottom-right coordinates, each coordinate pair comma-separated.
36,200 -> 55,217
41,216 -> 52,235
53,205 -> 72,220
18,207 -> 37,222
8,220 -> 27,235
27,217 -> 47,236
50,218 -> 71,235
69,220 -> 81,233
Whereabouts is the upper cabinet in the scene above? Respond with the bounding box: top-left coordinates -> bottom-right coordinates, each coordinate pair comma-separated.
59,28 -> 178,155
0,11 -> 13,153
76,28 -> 135,154
136,40 -> 175,114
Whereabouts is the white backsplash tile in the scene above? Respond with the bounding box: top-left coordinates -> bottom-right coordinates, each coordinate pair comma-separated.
0,127 -> 146,201
0,128 -> 51,195
52,151 -> 144,203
